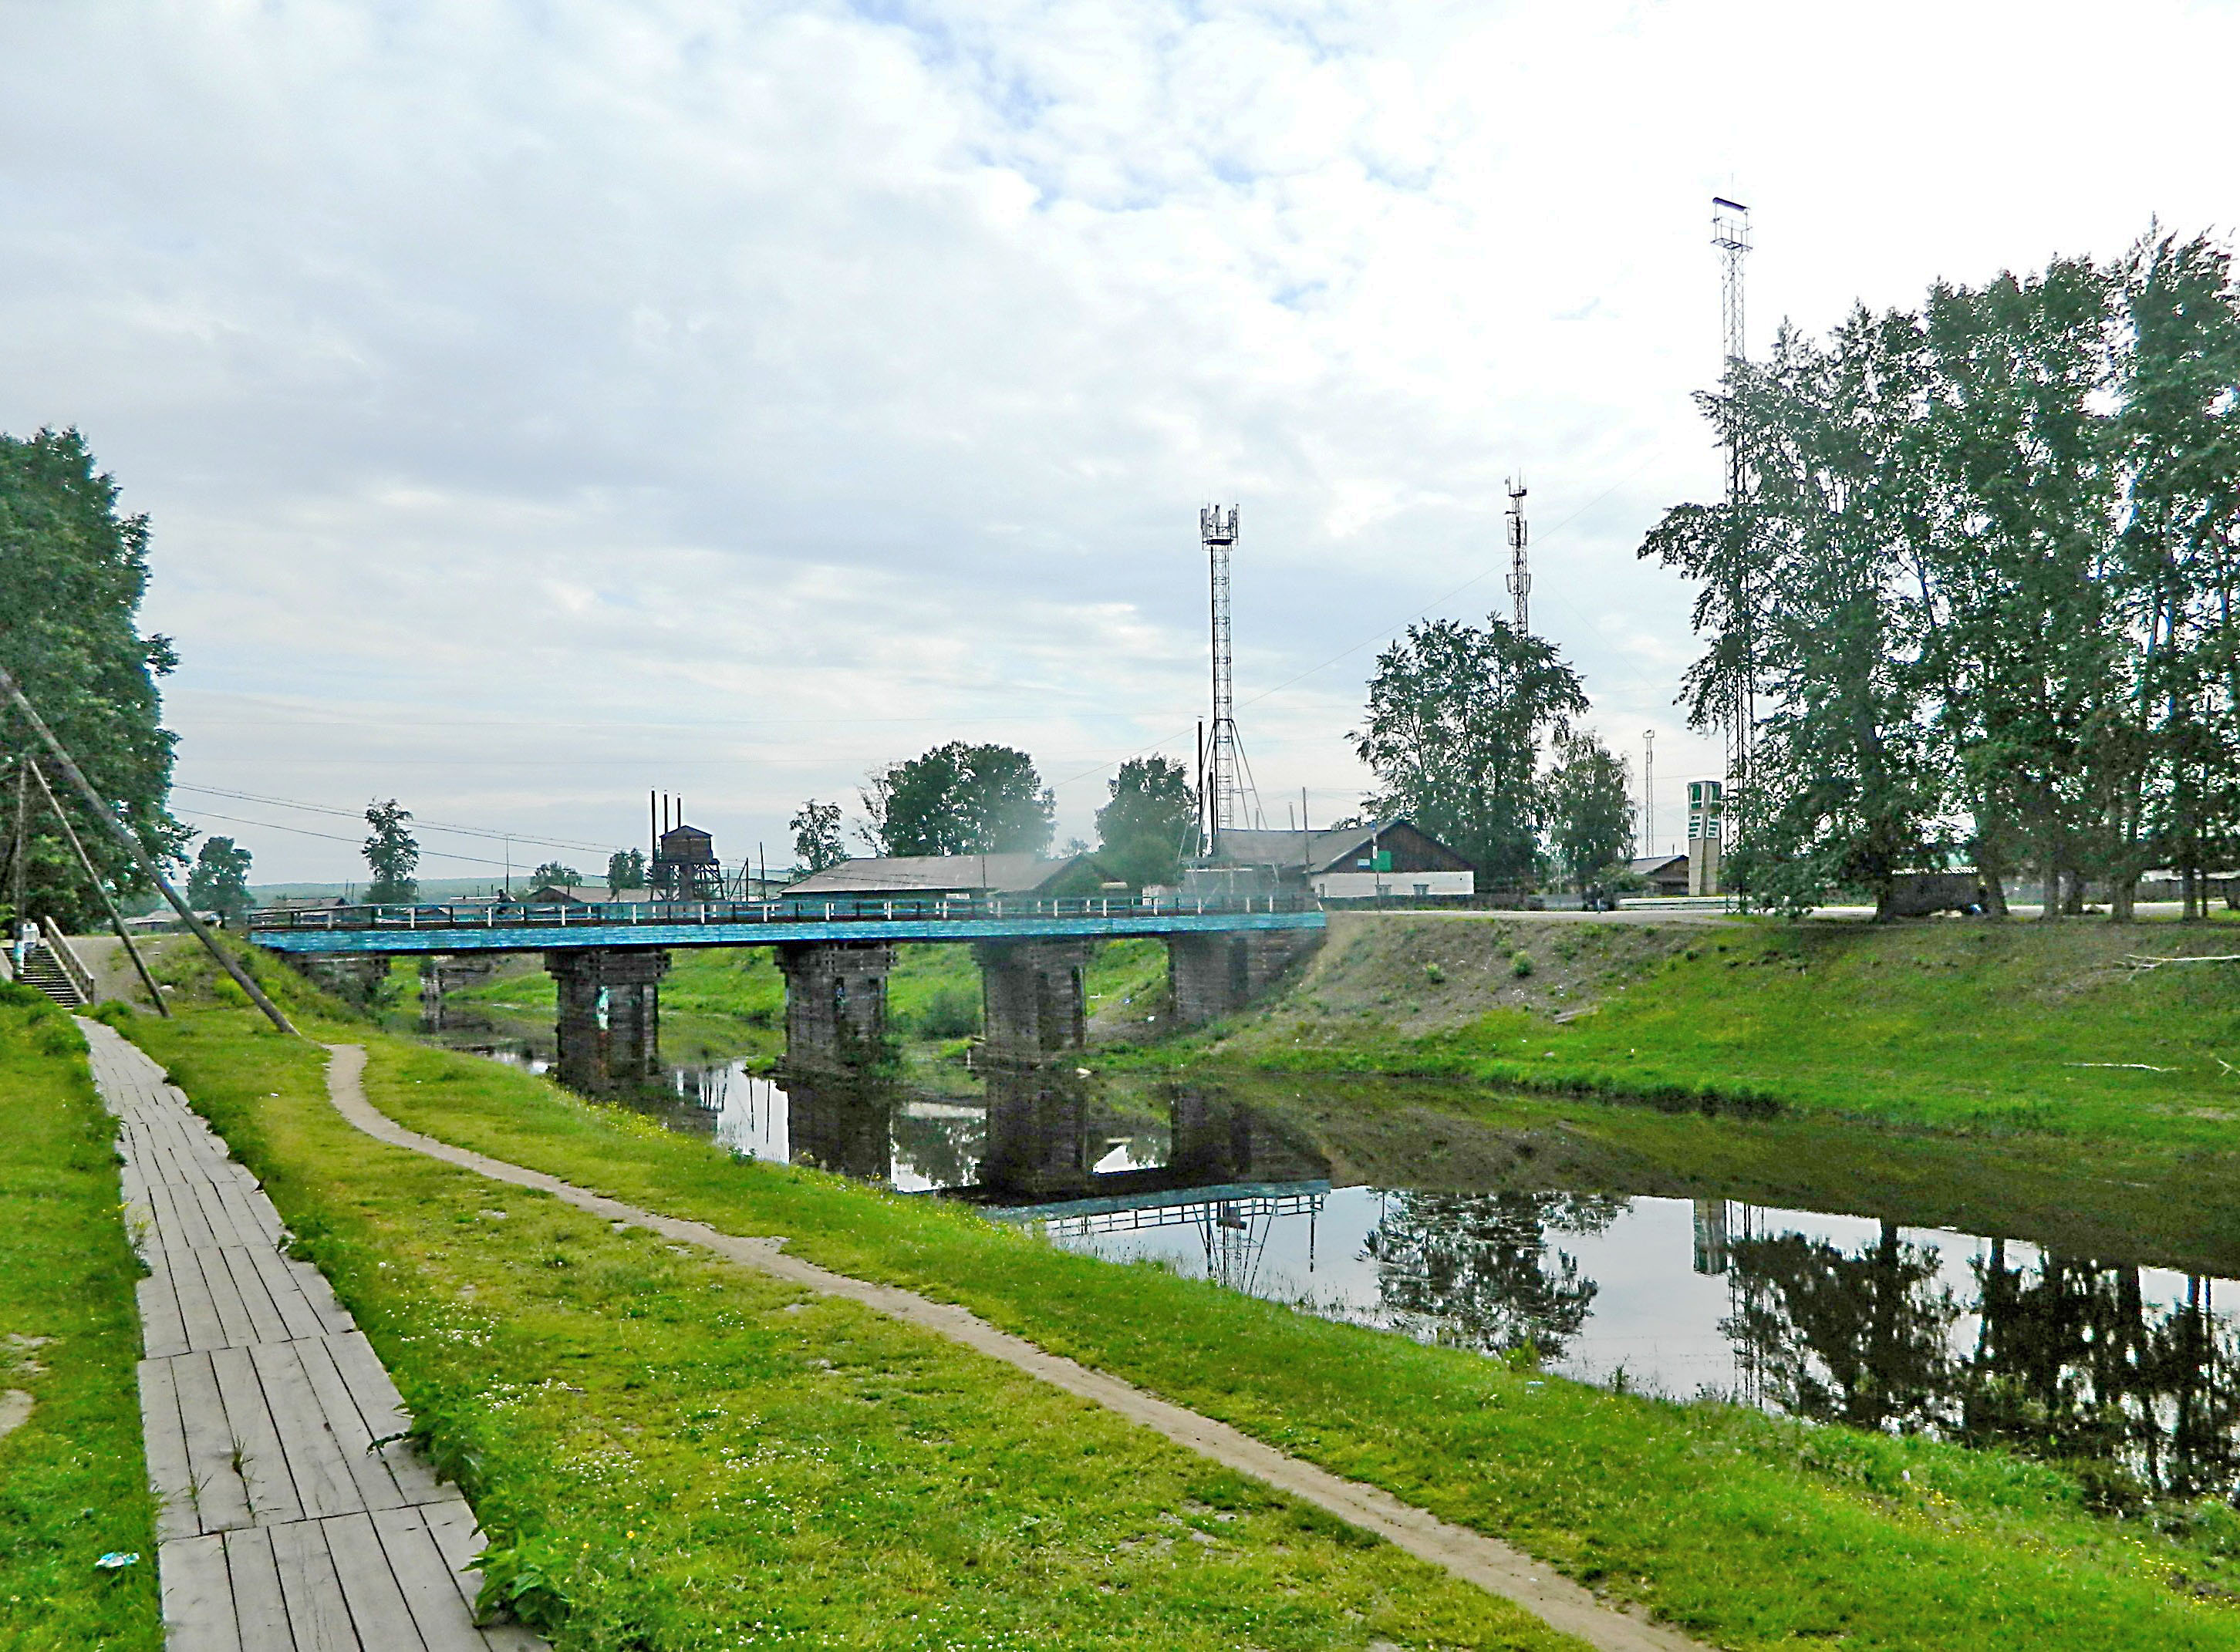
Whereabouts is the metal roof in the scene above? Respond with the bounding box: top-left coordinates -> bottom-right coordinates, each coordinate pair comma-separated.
1210,820 -> 1410,874
785,852 -> 1086,896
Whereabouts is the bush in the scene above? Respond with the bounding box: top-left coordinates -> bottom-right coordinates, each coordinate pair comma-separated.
1510,951 -> 1536,979
902,981 -> 980,1040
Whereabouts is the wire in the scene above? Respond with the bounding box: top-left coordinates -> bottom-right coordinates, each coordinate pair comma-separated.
173,784 -> 623,856
183,807 -> 521,872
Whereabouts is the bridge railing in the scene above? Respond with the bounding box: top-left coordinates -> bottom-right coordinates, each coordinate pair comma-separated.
245,890 -> 1323,934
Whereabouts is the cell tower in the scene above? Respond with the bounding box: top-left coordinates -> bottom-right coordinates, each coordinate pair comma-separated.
1504,476 -> 1530,635
1711,197 -> 1753,852
1200,504 -> 1250,848
1642,729 -> 1655,855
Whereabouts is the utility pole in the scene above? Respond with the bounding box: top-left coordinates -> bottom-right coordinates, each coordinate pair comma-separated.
1505,476 -> 1530,636
1711,197 -> 1753,885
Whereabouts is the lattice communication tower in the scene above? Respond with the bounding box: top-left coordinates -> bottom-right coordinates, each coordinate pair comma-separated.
1200,504 -> 1256,848
1504,476 -> 1530,635
1712,197 -> 1753,825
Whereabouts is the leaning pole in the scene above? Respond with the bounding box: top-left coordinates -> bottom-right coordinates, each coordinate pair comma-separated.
0,662 -> 298,1037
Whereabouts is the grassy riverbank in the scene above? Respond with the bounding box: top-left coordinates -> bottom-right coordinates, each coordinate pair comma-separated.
0,988 -> 159,1652
1118,912 -> 2240,1148
122,1008 -> 1573,1650
118,970 -> 2240,1649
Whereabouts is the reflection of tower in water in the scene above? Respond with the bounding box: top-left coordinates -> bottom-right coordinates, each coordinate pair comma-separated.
1694,1197 -> 1767,1408
1198,1196 -> 1283,1294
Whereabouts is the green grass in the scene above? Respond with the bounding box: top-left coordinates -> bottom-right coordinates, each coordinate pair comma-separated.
0,987 -> 159,1652
121,1008 -> 1574,1652
1139,915 -> 2240,1149
120,982 -> 2240,1650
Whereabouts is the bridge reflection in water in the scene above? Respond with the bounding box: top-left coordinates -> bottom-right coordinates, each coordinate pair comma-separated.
597,1060 -> 2240,1502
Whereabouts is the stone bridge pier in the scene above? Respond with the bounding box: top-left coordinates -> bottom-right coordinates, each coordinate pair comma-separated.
1166,930 -> 1323,1027
778,942 -> 896,1069
548,947 -> 670,1093
975,939 -> 1092,1064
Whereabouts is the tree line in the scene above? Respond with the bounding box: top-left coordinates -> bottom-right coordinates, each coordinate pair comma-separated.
1645,227 -> 2240,918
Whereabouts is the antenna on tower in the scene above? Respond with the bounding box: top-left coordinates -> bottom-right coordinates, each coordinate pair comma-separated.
1504,475 -> 1530,635
1709,195 -> 1754,896
1642,729 -> 1655,856
1199,503 -> 1261,853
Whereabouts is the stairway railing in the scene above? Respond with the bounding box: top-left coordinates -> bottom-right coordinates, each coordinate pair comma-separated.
37,926 -> 96,1006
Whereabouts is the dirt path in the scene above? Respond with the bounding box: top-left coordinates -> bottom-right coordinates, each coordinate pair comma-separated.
319,1042 -> 1709,1652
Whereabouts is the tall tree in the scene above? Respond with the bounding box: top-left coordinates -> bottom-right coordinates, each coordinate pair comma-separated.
0,429 -> 184,932
185,835 -> 253,920
1354,616 -> 1587,885
790,799 -> 846,871
605,847 -> 646,894
1095,755 -> 1196,888
363,799 -> 420,903
529,860 -> 582,888
859,743 -> 1054,858
1546,733 -> 1635,888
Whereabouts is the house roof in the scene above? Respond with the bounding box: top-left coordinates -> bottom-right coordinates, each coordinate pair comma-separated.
786,852 -> 1086,897
1629,854 -> 1688,876
1212,819 -> 1458,875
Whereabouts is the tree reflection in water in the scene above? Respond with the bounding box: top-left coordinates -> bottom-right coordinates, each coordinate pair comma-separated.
1364,1191 -> 1627,1360
1724,1226 -> 2240,1499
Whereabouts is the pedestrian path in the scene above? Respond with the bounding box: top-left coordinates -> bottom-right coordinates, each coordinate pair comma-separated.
316,1043 -> 1705,1652
79,1019 -> 543,1652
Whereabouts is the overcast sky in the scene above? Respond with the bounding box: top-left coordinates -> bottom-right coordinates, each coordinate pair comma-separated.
5,0 -> 2236,883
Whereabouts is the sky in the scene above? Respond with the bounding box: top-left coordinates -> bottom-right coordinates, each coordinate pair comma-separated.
5,0 -> 2238,884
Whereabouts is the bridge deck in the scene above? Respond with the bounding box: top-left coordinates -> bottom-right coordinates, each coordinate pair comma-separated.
248,896 -> 1325,956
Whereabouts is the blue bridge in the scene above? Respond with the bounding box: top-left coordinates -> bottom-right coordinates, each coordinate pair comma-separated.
248,895 -> 1325,1089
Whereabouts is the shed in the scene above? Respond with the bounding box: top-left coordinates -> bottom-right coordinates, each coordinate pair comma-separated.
652,822 -> 724,900
1628,854 -> 1691,898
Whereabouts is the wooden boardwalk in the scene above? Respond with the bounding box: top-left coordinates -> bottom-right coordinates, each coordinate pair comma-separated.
79,1020 -> 542,1652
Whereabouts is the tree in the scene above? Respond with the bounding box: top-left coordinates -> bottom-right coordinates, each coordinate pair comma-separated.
363,799 -> 420,903
606,848 -> 646,894
790,799 -> 846,871
859,743 -> 1054,858
529,860 -> 582,888
1095,755 -> 1196,887
1547,733 -> 1634,888
0,429 -> 184,932
185,835 -> 253,919
1353,616 -> 1587,885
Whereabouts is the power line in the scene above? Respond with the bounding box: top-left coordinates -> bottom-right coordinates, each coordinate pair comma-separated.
173,784 -> 625,856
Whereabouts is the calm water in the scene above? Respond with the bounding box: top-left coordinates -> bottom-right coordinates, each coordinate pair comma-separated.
443,1028 -> 2240,1499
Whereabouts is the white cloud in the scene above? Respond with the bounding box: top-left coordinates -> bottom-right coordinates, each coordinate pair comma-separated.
2,0 -> 2234,876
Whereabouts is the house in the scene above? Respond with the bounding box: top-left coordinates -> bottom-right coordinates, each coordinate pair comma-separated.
1628,854 -> 1691,898
1208,820 -> 1475,901
786,852 -> 1105,900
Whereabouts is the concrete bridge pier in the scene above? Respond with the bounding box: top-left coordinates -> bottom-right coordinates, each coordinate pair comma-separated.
1166,930 -> 1322,1027
778,942 -> 896,1068
975,939 -> 1092,1063
548,947 -> 670,1093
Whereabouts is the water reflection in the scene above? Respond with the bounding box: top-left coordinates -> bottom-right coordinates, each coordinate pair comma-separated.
440,1038 -> 2240,1499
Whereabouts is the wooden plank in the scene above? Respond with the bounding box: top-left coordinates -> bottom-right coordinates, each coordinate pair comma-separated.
270,1517 -> 363,1652
325,1332 -> 449,1505
222,1525 -> 296,1652
245,1241 -> 329,1342
373,1505 -> 489,1652
322,1511 -> 429,1650
250,1340 -> 364,1519
158,1531 -> 241,1652
138,1262 -> 192,1360
212,1345 -> 303,1526
170,1243 -> 228,1354
293,1333 -> 408,1513
173,1350 -> 253,1533
417,1500 -> 484,1614
191,1178 -> 251,1247
138,1356 -> 199,1543
195,1246 -> 260,1350
288,1257 -> 358,1335
219,1246 -> 292,1346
